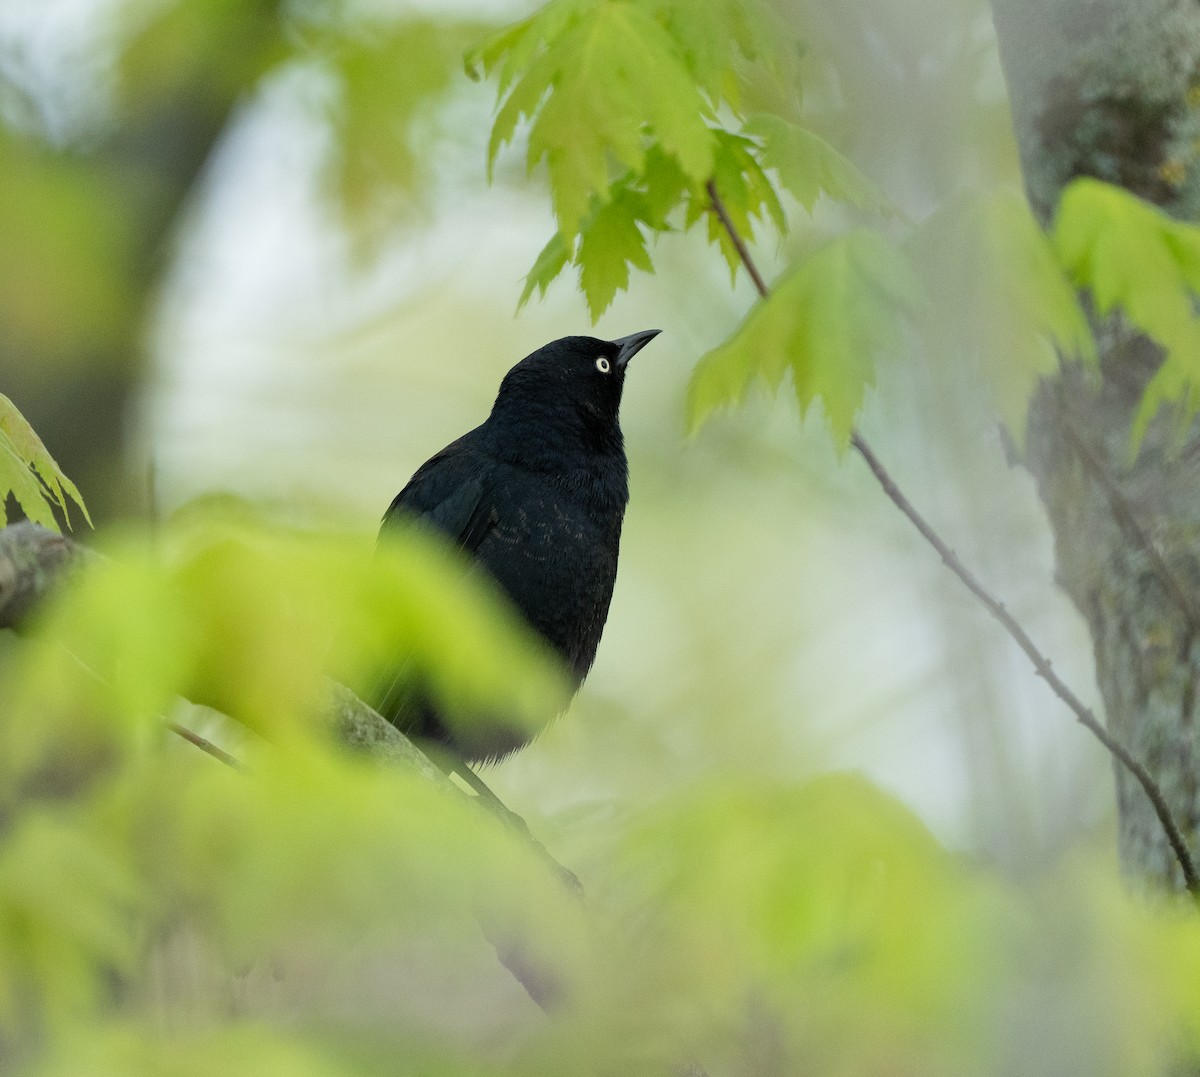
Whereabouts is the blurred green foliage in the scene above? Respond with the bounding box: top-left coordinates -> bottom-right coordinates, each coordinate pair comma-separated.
4,518 -> 1200,1074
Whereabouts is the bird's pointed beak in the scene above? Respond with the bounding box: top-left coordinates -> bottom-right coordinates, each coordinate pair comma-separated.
611,329 -> 661,370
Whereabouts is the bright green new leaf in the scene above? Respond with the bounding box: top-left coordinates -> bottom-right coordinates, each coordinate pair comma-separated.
577,189 -> 656,319
0,430 -> 59,531
697,130 -> 788,283
908,190 -> 1095,442
746,114 -> 898,218
1053,178 -> 1200,449
520,151 -> 687,318
636,144 -> 693,229
518,231 -> 573,310
686,231 -> 925,448
0,394 -> 90,531
466,0 -> 593,93
475,0 -> 713,235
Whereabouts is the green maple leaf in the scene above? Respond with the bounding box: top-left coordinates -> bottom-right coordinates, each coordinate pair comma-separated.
686,231 -> 925,449
694,130 -> 787,282
0,394 -> 91,531
578,189 -> 656,319
475,1 -> 713,236
518,149 -> 688,319
518,231 -> 573,311
1053,178 -> 1200,449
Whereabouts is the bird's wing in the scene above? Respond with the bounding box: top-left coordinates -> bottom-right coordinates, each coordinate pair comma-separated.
380,431 -> 499,554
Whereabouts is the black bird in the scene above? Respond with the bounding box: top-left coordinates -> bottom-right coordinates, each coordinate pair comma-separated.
375,329 -> 660,763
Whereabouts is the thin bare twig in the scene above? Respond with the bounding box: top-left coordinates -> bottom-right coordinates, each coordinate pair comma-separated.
705,180 -> 1200,895
705,180 -> 770,298
167,720 -> 247,771
850,433 -> 1199,892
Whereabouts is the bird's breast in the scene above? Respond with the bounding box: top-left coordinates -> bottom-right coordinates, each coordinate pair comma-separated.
477,482 -> 624,682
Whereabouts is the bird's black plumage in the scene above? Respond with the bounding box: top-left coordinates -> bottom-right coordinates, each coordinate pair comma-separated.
375,330 -> 660,762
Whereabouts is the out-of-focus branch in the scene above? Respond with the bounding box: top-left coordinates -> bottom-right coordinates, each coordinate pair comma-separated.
0,520 -> 93,627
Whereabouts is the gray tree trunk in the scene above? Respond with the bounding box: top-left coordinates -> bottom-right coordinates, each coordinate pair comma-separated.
990,0 -> 1200,889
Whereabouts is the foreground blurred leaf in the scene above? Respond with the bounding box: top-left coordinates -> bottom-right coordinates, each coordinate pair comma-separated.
599,775 -> 1200,1075
116,748 -> 532,958
347,520 -> 571,747
622,775 -> 995,999
2,511 -> 567,752
0,812 -> 141,1039
686,231 -> 925,448
1053,178 -> 1200,449
2,543 -> 189,794
36,1022 -> 363,1077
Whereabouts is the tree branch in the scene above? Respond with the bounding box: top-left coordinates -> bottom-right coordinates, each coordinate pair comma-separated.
0,520 -> 93,626
705,179 -> 1200,895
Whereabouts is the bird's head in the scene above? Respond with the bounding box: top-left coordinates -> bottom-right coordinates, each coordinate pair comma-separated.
492,330 -> 661,434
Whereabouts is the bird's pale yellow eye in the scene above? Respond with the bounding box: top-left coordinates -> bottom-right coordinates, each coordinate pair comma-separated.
595,356 -> 611,373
